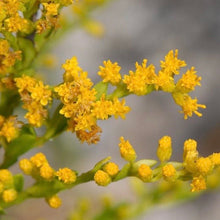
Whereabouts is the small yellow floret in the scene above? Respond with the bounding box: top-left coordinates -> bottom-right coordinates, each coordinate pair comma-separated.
2,189 -> 17,203
157,136 -> 172,162
160,49 -> 186,75
118,137 -> 137,162
184,150 -> 199,174
43,3 -> 60,16
123,59 -> 156,95
162,164 -> 176,179
98,60 -> 121,85
0,169 -> 13,185
138,164 -> 152,182
172,93 -> 206,119
94,170 -> 111,186
196,157 -> 213,175
46,195 -> 62,208
103,162 -> 119,177
175,67 -> 201,93
40,163 -> 55,181
209,153 -> 220,166
183,139 -> 197,160
191,176 -> 206,192
30,153 -> 47,168
56,168 -> 77,184
19,159 -> 33,175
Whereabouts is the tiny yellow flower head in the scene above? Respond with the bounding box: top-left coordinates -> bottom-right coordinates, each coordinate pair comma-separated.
183,139 -> 197,161
94,170 -> 111,186
162,164 -> 176,181
118,137 -> 137,162
160,49 -> 186,75
123,60 -> 156,95
196,157 -> 213,176
0,116 -> 19,142
209,153 -> 220,166
2,189 -> 17,203
40,163 -> 55,181
154,70 -> 175,92
183,150 -> 199,174
30,153 -> 48,168
175,67 -> 201,93
138,164 -> 153,182
92,95 -> 113,120
43,3 -> 60,16
0,169 -> 13,185
56,168 -> 77,184
112,98 -> 130,119
157,136 -> 172,162
98,60 -> 121,85
46,195 -> 62,209
191,176 -> 206,192
76,125 -> 102,145
62,56 -> 82,82
103,162 -> 119,177
19,159 -> 33,175
172,93 -> 206,119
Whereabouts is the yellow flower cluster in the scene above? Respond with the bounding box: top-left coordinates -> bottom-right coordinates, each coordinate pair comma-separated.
0,115 -> 19,142
118,136 -> 137,162
183,140 -> 220,192
98,60 -> 121,85
55,57 -> 130,144
19,152 -> 77,185
15,75 -> 52,127
121,50 -> 206,119
0,0 -> 29,33
94,161 -> 119,186
0,169 -> 18,203
0,40 -> 21,75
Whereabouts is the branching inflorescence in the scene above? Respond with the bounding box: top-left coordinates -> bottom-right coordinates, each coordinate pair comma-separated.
0,0 -> 218,218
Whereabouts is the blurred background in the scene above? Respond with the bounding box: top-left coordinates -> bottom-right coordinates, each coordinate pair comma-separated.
5,0 -> 220,219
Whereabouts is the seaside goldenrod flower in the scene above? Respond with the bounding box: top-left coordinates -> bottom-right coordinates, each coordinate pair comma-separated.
43,3 -> 60,17
94,170 -> 111,186
103,162 -> 119,177
191,176 -> 206,192
183,150 -> 199,174
172,93 -> 206,119
19,159 -> 33,175
196,157 -> 213,176
98,60 -> 121,85
154,70 -> 175,92
40,163 -> 55,181
46,195 -> 62,208
0,40 -> 21,75
0,116 -> 19,142
209,153 -> 220,166
30,153 -> 48,168
56,168 -> 77,184
157,136 -> 172,162
118,137 -> 137,162
160,49 -> 186,75
2,189 -> 17,203
0,169 -> 13,185
138,164 -> 152,182
162,164 -> 176,181
183,139 -> 198,161
92,95 -> 114,120
112,98 -> 130,119
175,67 -> 201,93
123,59 -> 156,95
15,76 -> 52,127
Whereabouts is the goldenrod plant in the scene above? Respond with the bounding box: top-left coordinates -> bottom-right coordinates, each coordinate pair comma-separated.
0,0 -> 219,219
